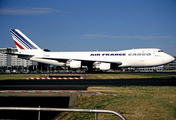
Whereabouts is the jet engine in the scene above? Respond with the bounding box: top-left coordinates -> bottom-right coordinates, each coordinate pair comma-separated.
93,62 -> 111,70
93,62 -> 120,70
99,63 -> 111,70
67,60 -> 81,69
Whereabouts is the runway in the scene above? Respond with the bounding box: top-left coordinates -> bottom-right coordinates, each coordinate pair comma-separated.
0,77 -> 176,90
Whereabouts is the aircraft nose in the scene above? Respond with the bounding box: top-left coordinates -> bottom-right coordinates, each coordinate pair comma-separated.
170,56 -> 175,62
167,55 -> 175,63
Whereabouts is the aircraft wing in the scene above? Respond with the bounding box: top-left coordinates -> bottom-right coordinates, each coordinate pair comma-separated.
77,59 -> 122,65
42,57 -> 122,65
5,52 -> 34,59
5,52 -> 33,56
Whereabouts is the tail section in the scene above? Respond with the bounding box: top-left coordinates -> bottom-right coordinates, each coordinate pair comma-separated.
10,29 -> 43,52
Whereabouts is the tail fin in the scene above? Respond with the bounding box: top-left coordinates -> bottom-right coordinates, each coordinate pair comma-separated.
10,29 -> 43,52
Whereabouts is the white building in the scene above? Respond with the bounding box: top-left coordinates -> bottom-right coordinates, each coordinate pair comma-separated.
0,48 -> 37,73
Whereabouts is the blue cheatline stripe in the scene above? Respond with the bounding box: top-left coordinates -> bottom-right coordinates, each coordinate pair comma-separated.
11,31 -> 31,49
11,29 -> 37,49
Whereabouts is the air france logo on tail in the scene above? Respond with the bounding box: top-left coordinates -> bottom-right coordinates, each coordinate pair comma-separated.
10,29 -> 38,51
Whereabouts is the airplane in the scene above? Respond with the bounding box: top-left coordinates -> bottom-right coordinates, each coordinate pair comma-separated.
7,29 -> 175,71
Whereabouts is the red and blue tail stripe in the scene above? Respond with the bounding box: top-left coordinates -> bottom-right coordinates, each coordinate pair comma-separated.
13,40 -> 24,50
10,29 -> 37,50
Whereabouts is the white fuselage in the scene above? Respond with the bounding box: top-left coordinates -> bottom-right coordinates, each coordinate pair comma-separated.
25,48 -> 174,69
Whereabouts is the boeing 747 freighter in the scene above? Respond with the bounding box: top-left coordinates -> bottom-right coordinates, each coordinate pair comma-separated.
7,29 -> 175,71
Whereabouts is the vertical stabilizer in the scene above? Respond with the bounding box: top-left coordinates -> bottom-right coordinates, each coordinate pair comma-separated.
10,29 -> 43,52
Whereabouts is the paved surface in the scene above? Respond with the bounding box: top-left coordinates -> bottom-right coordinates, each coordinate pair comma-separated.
0,77 -> 176,90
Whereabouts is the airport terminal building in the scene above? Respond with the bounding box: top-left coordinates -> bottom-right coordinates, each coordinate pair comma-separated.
0,48 -> 38,73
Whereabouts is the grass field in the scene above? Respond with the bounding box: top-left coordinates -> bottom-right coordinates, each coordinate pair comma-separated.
0,73 -> 172,80
0,74 -> 45,80
86,74 -> 171,79
58,86 -> 176,120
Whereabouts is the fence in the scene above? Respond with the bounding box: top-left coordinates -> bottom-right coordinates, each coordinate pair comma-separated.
0,107 -> 126,120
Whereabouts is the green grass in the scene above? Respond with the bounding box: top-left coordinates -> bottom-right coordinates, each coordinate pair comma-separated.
87,74 -> 171,79
0,74 -> 45,80
58,86 -> 176,120
0,73 -> 172,80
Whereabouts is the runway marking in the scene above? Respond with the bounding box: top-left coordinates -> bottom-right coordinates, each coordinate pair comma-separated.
0,90 -> 116,96
25,77 -> 88,80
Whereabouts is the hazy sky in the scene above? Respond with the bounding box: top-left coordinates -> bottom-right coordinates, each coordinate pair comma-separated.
0,0 -> 176,55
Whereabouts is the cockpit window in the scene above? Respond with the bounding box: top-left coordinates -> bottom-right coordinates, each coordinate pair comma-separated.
158,50 -> 163,52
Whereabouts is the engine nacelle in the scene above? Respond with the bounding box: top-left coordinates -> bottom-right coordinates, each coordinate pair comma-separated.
69,60 -> 81,69
93,62 -> 120,70
94,62 -> 111,70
